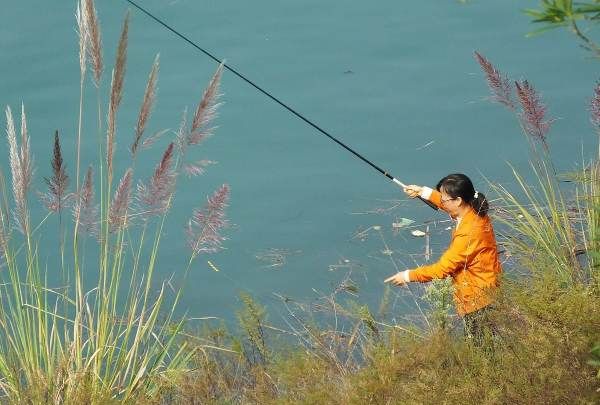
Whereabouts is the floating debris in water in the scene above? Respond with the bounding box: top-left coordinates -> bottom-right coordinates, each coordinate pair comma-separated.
340,281 -> 359,295
392,218 -> 415,228
255,248 -> 300,269
352,224 -> 384,241
329,258 -> 356,271
381,249 -> 394,256
411,229 -> 427,237
416,140 -> 435,150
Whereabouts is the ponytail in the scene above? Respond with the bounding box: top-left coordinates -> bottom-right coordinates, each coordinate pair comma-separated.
471,191 -> 489,217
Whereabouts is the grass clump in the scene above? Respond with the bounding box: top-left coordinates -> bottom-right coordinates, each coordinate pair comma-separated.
0,0 -> 230,402
158,278 -> 598,404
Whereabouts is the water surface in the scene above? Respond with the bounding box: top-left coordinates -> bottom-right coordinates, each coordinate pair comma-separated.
1,0 -> 598,323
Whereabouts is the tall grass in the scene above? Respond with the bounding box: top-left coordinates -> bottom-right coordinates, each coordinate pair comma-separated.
475,51 -> 598,287
0,1 -> 230,402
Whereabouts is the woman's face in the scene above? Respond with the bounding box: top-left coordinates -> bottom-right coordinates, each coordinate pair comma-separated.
440,188 -> 463,218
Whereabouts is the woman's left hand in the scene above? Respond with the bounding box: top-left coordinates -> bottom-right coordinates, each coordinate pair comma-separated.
384,271 -> 410,286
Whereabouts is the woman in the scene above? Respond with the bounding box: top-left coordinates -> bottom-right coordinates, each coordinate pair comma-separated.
384,173 -> 501,341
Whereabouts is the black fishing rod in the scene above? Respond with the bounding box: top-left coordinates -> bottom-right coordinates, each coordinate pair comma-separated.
123,0 -> 438,211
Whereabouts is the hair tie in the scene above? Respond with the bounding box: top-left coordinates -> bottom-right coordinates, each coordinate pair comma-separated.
474,191 -> 479,199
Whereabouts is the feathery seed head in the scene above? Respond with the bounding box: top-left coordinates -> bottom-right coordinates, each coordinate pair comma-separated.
515,79 -> 553,149
132,54 -> 159,157
5,105 -> 33,234
84,0 -> 103,86
109,168 -> 133,233
42,130 -> 70,213
187,184 -> 230,257
73,165 -> 98,237
474,51 -> 514,109
106,12 -> 129,180
76,1 -> 88,77
188,63 -> 224,146
136,143 -> 176,218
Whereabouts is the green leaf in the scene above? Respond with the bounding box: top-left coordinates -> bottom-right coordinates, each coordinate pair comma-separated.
526,24 -> 565,37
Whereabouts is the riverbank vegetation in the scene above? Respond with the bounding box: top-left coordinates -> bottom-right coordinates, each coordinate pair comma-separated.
150,52 -> 600,405
0,1 -> 598,403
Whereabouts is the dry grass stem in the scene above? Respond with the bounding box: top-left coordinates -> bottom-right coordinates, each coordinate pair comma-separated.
132,54 -> 159,157
0,206 -> 7,259
106,11 -> 129,182
84,0 -> 103,86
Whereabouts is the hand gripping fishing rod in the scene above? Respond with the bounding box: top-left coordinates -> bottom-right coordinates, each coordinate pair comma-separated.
124,0 -> 438,211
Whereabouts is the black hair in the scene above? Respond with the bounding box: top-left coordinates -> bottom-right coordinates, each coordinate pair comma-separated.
436,173 -> 488,217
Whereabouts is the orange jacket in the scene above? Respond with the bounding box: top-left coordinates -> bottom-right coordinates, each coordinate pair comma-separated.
409,189 -> 502,316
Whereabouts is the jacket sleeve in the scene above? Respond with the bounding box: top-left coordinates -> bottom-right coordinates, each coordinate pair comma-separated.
420,187 -> 444,211
409,230 -> 475,282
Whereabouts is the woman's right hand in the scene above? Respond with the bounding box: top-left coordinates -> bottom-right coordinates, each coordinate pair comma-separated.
403,185 -> 422,199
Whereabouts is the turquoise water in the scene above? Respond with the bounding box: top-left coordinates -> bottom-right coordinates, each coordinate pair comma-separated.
1,1 -> 598,322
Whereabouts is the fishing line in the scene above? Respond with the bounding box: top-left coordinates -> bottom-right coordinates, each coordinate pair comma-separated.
123,0 -> 437,210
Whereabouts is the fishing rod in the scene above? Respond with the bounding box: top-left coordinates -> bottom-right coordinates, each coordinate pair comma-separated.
123,0 -> 438,211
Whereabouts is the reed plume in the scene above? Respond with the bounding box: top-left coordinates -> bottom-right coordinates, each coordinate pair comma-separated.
188,63 -> 224,146
19,104 -> 33,194
137,143 -> 175,218
106,11 -> 129,182
109,168 -> 132,233
84,0 -> 103,86
42,130 -> 70,213
76,0 -> 88,190
183,160 -> 216,177
131,55 -> 159,158
140,128 -> 169,151
187,184 -> 229,257
590,81 -> 600,132
76,1 -> 88,78
175,108 -> 189,152
174,65 -> 223,176
474,51 -> 514,110
73,166 -> 98,237
515,80 -> 553,149
5,105 -> 33,234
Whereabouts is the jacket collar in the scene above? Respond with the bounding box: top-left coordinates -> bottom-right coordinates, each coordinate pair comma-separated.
454,207 -> 477,234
